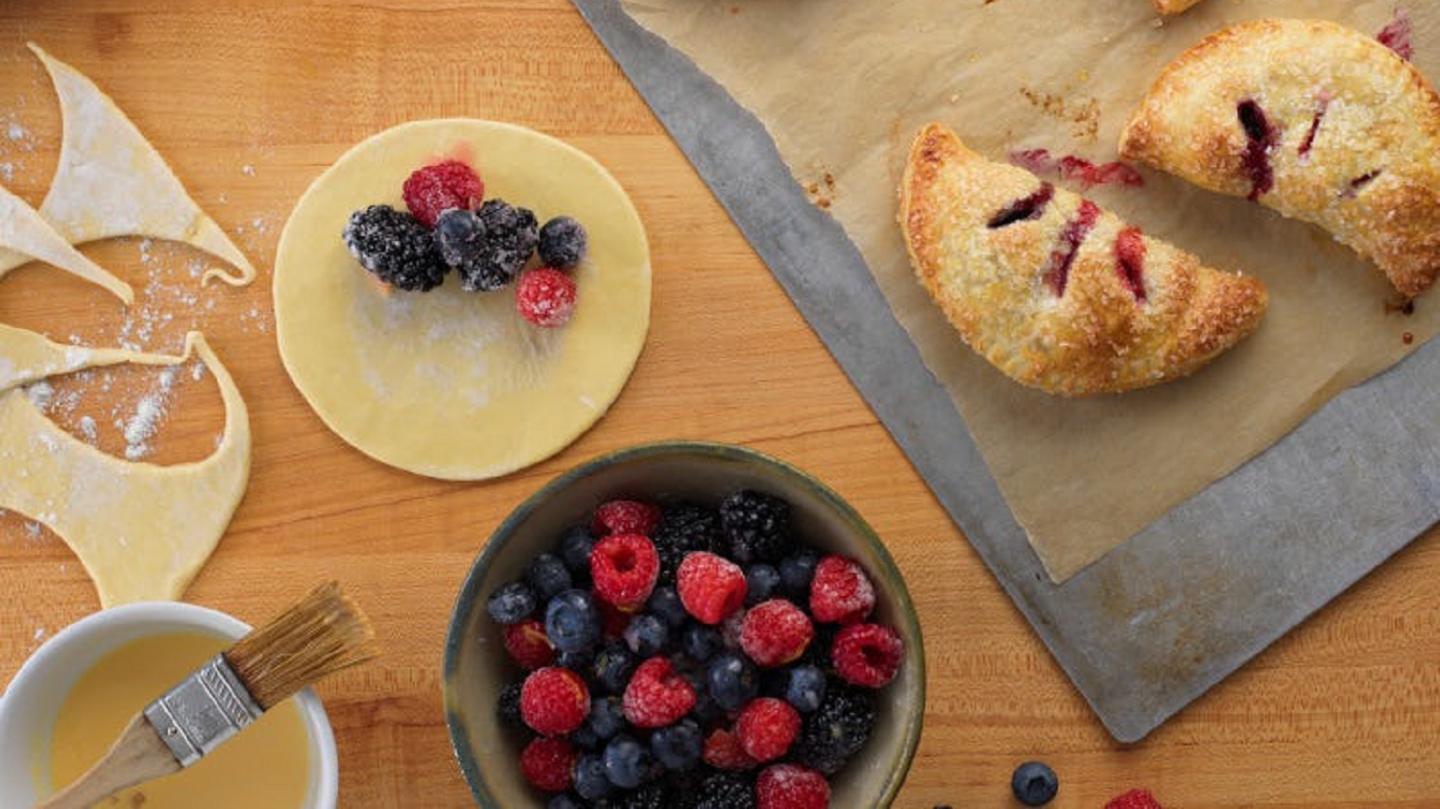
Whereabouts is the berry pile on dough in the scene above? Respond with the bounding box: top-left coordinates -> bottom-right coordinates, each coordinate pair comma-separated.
342,159 -> 588,327
485,491 -> 909,808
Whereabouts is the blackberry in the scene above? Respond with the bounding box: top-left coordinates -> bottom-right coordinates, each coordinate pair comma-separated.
718,490 -> 792,563
798,622 -> 838,673
457,199 -> 537,292
538,215 -> 588,269
797,686 -> 876,775
617,783 -> 668,809
342,205 -> 447,291
496,680 -> 525,730
652,504 -> 721,583
433,207 -> 487,267
694,773 -> 756,809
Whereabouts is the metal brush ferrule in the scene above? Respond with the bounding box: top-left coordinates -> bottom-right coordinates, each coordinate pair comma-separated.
142,654 -> 264,767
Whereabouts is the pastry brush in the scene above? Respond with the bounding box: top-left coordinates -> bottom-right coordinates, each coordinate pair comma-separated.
38,582 -> 378,809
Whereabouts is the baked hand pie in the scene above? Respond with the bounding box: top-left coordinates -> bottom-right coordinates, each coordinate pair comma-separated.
1119,19 -> 1440,298
1152,0 -> 1205,15
899,123 -> 1267,396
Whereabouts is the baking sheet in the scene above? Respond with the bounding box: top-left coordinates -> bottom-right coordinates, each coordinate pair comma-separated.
615,0 -> 1440,581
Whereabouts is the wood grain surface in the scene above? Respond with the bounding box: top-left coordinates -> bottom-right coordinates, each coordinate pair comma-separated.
0,2 -> 1437,806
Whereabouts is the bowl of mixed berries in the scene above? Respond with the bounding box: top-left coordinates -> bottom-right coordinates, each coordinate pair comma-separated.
443,442 -> 925,808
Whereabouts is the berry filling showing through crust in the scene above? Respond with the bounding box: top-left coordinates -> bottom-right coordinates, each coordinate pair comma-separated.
988,183 -> 1055,229
1237,100 -> 1278,201
1378,9 -> 1414,62
1041,200 -> 1101,298
1343,169 -> 1384,198
1010,149 -> 1144,190
1115,227 -> 1148,303
1298,92 -> 1330,159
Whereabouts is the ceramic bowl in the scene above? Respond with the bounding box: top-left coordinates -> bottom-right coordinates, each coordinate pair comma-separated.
444,440 -> 925,807
0,601 -> 339,808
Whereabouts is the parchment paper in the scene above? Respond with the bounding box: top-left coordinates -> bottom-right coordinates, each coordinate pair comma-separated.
619,0 -> 1440,581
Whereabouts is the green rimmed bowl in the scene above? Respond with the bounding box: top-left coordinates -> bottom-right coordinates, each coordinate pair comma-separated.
443,441 -> 926,807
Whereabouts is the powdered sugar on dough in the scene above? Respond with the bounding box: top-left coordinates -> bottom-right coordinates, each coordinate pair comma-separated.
0,43 -> 256,288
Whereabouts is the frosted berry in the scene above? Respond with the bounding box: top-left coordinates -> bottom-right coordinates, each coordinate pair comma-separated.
538,215 -> 588,269
456,199 -> 537,292
735,698 -> 800,763
520,737 -> 577,793
740,599 -> 814,668
623,656 -> 697,728
593,500 -> 663,537
808,555 -> 875,624
402,159 -> 483,228
502,618 -> 555,670
756,764 -> 829,809
517,267 -> 578,328
342,205 -> 448,291
831,623 -> 903,688
702,727 -> 759,772
591,533 -> 661,610
434,207 -> 486,267
1106,789 -> 1163,809
486,580 -> 539,625
521,666 -> 590,736
678,552 -> 748,625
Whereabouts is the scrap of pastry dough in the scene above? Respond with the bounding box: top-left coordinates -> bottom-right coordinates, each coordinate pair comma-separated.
0,328 -> 250,607
1120,19 -> 1440,298
0,181 -> 133,303
1151,0 -> 1205,14
0,43 -> 256,289
900,123 -> 1267,396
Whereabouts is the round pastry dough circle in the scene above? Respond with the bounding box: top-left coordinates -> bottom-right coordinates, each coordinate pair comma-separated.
274,119 -> 650,480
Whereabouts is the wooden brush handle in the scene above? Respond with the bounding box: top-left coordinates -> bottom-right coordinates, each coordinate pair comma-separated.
36,713 -> 180,809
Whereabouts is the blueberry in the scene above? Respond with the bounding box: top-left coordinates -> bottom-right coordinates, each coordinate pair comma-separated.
434,207 -> 487,267
744,564 -> 781,607
603,735 -> 658,789
548,794 -> 584,809
651,718 -> 703,771
706,650 -> 759,712
624,614 -> 669,657
558,525 -> 596,578
537,215 -> 588,270
647,586 -> 688,628
574,753 -> 613,801
592,643 -> 639,694
527,553 -> 573,601
1011,761 -> 1059,806
545,589 -> 601,654
486,580 -> 538,625
688,685 -> 727,727
783,664 -> 827,713
682,623 -> 723,662
779,548 -> 821,598
557,648 -> 595,671
585,696 -> 627,742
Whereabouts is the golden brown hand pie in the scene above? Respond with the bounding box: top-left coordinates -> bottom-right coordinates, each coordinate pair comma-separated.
1120,19 -> 1440,298
1152,0 -> 1205,15
899,123 -> 1267,396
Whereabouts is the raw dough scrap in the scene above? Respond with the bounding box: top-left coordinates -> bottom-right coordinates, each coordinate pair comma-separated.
0,330 -> 251,607
1152,0 -> 1205,14
0,43 -> 256,288
273,119 -> 650,480
0,182 -> 133,304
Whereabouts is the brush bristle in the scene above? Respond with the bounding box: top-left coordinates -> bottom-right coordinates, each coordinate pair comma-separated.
223,582 -> 379,710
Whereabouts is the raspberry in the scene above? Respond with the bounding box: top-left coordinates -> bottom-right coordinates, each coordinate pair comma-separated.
402,159 -> 483,228
502,618 -> 555,670
678,552 -> 748,625
831,623 -> 904,688
1106,789 -> 1163,809
702,727 -> 758,772
520,736 -> 576,793
740,600 -> 814,668
756,764 -> 830,809
622,656 -> 697,728
537,215 -> 588,269
591,533 -> 660,610
342,205 -> 448,291
516,267 -> 578,327
593,500 -> 663,537
735,698 -> 800,763
808,555 -> 875,624
521,666 -> 590,736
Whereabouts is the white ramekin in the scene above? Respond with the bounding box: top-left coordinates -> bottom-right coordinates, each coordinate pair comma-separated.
0,602 -> 339,807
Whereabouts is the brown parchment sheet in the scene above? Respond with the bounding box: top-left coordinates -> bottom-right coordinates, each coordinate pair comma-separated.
620,0 -> 1440,581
